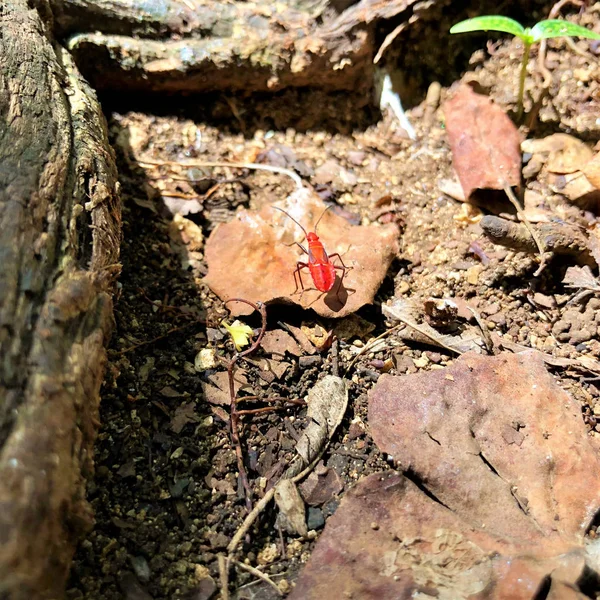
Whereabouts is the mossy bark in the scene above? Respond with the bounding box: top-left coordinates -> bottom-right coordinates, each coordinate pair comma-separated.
0,1 -> 120,597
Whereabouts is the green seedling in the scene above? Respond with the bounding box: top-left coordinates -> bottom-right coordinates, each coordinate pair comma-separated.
450,16 -> 600,118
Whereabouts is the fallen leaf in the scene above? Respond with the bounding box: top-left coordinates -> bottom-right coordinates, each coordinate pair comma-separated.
159,386 -> 184,398
444,84 -> 521,200
369,351 -> 600,541
170,402 -> 200,434
261,329 -> 302,357
298,463 -> 344,506
204,188 -> 399,318
201,370 -> 249,406
289,471 -> 596,600
245,356 -> 290,383
274,479 -> 308,537
290,351 -> 600,599
563,265 -> 600,291
293,376 -> 348,468
382,299 -> 484,354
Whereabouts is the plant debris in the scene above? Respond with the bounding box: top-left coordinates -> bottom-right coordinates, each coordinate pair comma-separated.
204,189 -> 400,318
444,83 -> 521,202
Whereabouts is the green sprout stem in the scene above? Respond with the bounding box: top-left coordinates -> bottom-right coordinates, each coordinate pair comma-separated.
450,15 -> 600,121
517,40 -> 531,120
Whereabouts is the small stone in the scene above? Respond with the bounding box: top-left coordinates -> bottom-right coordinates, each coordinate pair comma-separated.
130,555 -> 151,583
299,355 -> 323,369
307,507 -> 325,530
173,560 -> 188,575
413,356 -> 429,369
257,543 -> 279,565
347,151 -> 366,165
194,348 -> 218,372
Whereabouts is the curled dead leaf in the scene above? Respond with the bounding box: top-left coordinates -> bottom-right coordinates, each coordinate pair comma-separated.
204,188 -> 399,318
444,84 -> 521,201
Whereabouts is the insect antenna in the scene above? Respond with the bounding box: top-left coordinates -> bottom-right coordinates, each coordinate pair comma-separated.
314,204 -> 333,234
273,205 -> 309,238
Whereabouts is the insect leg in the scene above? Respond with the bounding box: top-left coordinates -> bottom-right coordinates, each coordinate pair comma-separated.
293,262 -> 309,295
295,242 -> 308,255
328,253 -> 349,302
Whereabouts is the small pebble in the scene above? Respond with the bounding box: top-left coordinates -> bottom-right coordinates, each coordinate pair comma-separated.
299,355 -> 322,369
307,507 -> 325,530
194,348 -> 218,371
130,555 -> 151,583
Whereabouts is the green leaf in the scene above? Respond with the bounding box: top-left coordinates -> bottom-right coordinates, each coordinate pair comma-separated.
530,19 -> 600,42
450,16 -> 526,39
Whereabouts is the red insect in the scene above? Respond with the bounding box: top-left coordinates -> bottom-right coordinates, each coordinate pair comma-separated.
274,205 -> 348,298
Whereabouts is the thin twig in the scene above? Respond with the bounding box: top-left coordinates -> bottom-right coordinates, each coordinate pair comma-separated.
344,323 -> 405,376
466,306 -> 495,354
138,158 -> 304,191
503,183 -> 547,276
218,554 -> 230,600
232,560 -> 283,596
227,445 -> 328,555
331,337 -> 339,377
224,298 -> 268,513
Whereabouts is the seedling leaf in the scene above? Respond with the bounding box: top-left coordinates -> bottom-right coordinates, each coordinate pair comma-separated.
450,16 -> 526,39
222,319 -> 254,350
530,19 -> 600,42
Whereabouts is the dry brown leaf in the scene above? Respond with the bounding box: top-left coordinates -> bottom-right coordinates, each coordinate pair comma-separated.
261,329 -> 302,357
369,351 -> 600,541
289,471 -> 598,600
289,351 -> 600,599
382,299 -> 484,354
204,188 -> 399,318
563,265 -> 599,291
294,376 -> 347,467
274,479 -> 308,537
298,463 -> 344,506
444,84 -> 521,200
200,370 -> 249,406
170,402 -> 200,434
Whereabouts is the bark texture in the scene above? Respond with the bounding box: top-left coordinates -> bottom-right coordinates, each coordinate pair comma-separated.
0,1 -> 120,598
50,0 -> 432,94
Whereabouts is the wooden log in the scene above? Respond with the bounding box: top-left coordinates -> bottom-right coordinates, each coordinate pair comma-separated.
0,1 -> 120,598
51,0 -> 428,94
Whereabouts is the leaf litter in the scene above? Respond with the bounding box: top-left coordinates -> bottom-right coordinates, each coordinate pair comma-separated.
71,4 -> 600,598
293,351 -> 600,599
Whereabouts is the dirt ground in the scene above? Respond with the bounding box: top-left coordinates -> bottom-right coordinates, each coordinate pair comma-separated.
67,5 -> 600,599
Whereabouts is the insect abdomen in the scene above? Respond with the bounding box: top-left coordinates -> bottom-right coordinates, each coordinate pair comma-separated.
309,262 -> 336,292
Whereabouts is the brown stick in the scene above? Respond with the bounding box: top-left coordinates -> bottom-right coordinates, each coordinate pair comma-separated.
223,298 -> 268,513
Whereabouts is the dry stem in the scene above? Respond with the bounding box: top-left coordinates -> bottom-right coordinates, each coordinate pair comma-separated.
224,298 -> 268,512
232,560 -> 283,596
503,183 -> 547,276
138,158 -> 304,191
